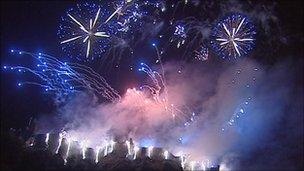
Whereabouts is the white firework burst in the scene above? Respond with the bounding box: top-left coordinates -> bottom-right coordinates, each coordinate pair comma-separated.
211,14 -> 256,59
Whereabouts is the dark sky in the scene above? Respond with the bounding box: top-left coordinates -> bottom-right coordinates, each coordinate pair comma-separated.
0,1 -> 303,169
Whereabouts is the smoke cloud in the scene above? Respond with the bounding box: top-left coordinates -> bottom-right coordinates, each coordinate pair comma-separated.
36,56 -> 303,170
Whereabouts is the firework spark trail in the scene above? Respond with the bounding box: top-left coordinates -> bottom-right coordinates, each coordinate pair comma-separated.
137,46 -> 192,122
4,51 -> 121,102
64,139 -> 72,165
95,146 -> 101,163
45,133 -> 50,145
161,15 -> 211,61
106,0 -> 155,33
194,45 -> 208,61
55,132 -> 64,154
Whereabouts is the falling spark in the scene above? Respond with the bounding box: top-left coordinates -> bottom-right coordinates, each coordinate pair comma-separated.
110,140 -> 115,153
201,161 -> 206,171
45,133 -> 50,145
133,146 -> 139,160
81,141 -> 88,159
147,146 -> 153,158
180,154 -> 186,169
55,133 -> 63,154
5,51 -> 121,102
105,6 -> 122,23
95,146 -> 101,163
126,140 -> 131,155
104,143 -> 108,156
64,139 -> 72,165
191,161 -> 195,171
164,150 -> 169,159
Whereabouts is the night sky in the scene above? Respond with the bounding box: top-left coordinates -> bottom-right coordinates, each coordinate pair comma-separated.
1,1 -> 303,170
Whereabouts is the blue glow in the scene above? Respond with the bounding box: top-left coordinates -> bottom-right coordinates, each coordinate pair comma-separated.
139,138 -> 155,147
10,49 -> 14,53
18,51 -> 22,55
3,66 -> 7,69
178,136 -> 190,144
17,83 -> 22,86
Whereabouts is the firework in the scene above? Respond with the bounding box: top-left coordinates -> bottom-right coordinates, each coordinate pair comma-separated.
58,2 -> 114,61
194,44 -> 209,61
210,13 -> 256,59
4,50 -> 121,102
95,146 -> 101,163
107,0 -> 146,35
172,24 -> 187,48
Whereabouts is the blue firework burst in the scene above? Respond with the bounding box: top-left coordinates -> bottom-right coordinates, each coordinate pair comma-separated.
210,13 -> 256,59
109,1 -> 146,35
